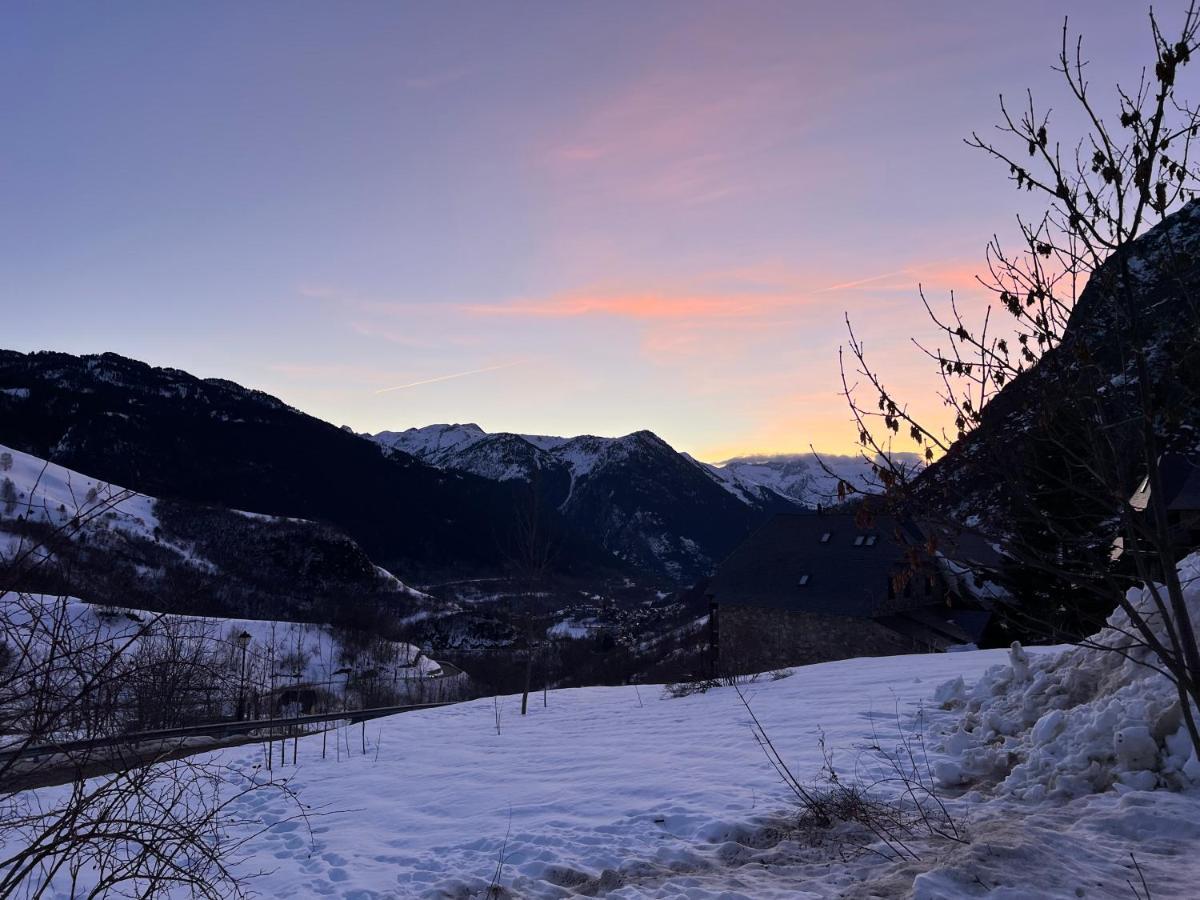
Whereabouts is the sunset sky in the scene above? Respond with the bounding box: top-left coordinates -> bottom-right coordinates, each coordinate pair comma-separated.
1,1 -> 1164,459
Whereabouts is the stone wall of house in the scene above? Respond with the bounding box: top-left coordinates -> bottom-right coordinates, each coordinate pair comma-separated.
716,604 -> 918,674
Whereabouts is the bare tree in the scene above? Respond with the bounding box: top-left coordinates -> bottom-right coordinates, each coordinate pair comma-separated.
0,473 -> 305,897
836,5 -> 1200,756
502,470 -> 561,715
507,468 -> 561,584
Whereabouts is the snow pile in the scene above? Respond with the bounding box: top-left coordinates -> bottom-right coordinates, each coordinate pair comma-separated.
933,553 -> 1200,800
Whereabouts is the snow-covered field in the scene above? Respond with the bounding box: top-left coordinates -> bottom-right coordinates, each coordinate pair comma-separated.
12,643 -> 1200,896
53,639 -> 1183,899
14,561 -> 1200,897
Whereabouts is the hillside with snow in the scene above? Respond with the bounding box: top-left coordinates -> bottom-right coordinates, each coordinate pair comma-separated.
2,592 -> 449,693
1,442 -> 165,563
0,443 -> 435,624
0,442 -> 724,693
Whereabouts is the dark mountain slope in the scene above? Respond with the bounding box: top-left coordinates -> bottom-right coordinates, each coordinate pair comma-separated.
914,199 -> 1200,563
0,440 -> 438,626
0,351 -> 616,580
553,430 -> 801,579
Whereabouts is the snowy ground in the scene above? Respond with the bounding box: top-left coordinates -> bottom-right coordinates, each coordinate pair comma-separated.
67,644 -> 1177,899
15,559 -> 1200,897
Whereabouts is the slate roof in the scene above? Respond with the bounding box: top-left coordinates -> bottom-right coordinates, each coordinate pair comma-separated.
707,511 -> 918,617
916,520 -> 1006,572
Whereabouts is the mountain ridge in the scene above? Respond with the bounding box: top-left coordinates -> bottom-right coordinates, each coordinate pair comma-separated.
0,351 -> 813,583
0,350 -> 621,582
373,423 -> 806,579
376,424 -> 906,508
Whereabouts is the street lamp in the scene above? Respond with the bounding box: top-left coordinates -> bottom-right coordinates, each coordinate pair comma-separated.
235,631 -> 252,720
333,667 -> 352,712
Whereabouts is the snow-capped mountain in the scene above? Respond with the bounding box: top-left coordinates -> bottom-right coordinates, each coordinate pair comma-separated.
377,426 -> 910,508
376,423 -> 692,488
374,425 -> 805,580
375,423 -> 560,483
699,452 -> 920,506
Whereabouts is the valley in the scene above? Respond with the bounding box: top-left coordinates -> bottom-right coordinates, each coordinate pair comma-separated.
7,3 -> 1200,895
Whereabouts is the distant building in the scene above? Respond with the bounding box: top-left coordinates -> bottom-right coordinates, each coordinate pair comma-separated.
1131,454 -> 1200,547
706,511 -> 992,674
1114,454 -> 1200,570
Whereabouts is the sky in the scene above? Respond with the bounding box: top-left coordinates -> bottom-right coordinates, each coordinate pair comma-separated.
0,1 -> 1172,460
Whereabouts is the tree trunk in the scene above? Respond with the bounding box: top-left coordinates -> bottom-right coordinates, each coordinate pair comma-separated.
521,646 -> 532,716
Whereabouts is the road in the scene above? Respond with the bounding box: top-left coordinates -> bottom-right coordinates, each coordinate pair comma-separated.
0,700 -> 461,791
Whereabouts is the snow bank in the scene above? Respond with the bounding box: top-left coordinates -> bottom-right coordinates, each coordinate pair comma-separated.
933,553 -> 1200,800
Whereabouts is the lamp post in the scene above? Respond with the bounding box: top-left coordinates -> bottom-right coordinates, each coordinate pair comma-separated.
334,667 -> 351,711
235,631 -> 252,720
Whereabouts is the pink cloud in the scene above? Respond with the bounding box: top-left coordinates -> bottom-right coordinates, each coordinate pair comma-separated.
551,144 -> 612,163
531,11 -> 911,212
536,39 -> 816,207
539,86 -> 763,205
458,256 -> 984,325
463,291 -> 799,321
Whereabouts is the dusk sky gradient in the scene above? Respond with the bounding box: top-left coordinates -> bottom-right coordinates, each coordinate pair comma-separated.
1,1 -> 1162,459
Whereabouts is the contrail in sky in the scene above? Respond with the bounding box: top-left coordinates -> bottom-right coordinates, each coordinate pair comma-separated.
374,361 -> 523,394
813,269 -> 911,293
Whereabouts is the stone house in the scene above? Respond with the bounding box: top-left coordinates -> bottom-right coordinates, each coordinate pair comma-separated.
706,511 -> 991,675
